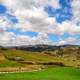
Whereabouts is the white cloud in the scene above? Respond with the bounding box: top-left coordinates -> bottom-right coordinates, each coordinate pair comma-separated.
15,35 -> 31,46
72,0 -> 80,24
57,37 -> 78,45
35,0 -> 60,9
0,31 -> 32,46
0,16 -> 13,30
32,33 -> 53,45
0,32 -> 15,46
14,7 -> 58,35
1,0 -> 60,10
0,0 -> 59,46
14,32 -> 53,46
58,21 -> 80,35
0,0 -> 80,46
0,31 -> 53,46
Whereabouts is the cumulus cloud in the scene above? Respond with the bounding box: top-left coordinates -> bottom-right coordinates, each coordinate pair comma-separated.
31,33 -> 53,45
15,35 -> 31,46
0,31 -> 32,46
0,32 -> 54,46
71,0 -> 80,24
58,21 -> 80,35
57,37 -> 79,45
0,16 -> 13,30
36,0 -> 60,9
0,0 -> 80,46
1,0 -> 60,10
0,32 -> 15,46
1,0 -> 56,45
15,32 -> 53,46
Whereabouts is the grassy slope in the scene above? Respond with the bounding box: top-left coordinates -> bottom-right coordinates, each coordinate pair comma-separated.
3,49 -> 54,62
0,49 -> 55,67
0,49 -> 80,67
0,67 -> 80,80
0,60 -> 28,67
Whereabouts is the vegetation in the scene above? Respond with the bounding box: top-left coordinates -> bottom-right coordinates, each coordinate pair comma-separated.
0,67 -> 80,80
0,45 -> 80,80
0,45 -> 80,67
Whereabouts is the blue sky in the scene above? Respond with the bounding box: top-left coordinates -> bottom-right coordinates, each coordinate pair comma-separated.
0,0 -> 80,46
45,0 -> 72,23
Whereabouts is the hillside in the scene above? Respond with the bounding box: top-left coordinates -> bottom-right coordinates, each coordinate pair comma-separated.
0,45 -> 80,68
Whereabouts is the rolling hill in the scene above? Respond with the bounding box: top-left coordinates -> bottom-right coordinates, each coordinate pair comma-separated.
0,45 -> 80,68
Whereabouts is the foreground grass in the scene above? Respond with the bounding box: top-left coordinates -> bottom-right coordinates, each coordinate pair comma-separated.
0,67 -> 80,80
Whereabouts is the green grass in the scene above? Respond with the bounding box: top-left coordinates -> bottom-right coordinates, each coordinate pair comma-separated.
0,67 -> 80,80
0,60 -> 27,67
0,49 -> 80,80
2,49 -> 55,62
0,49 -> 56,67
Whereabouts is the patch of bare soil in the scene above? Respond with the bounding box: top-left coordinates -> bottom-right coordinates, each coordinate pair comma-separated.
0,65 -> 43,72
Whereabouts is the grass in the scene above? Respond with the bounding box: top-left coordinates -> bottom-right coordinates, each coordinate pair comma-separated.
0,49 -> 80,67
0,49 -> 55,67
0,60 -> 27,67
0,67 -> 80,80
1,49 -> 55,62
0,48 -> 80,80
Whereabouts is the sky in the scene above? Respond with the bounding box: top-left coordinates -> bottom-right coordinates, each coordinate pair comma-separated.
0,0 -> 80,46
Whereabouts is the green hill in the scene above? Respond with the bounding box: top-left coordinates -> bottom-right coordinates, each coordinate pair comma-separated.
0,45 -> 80,68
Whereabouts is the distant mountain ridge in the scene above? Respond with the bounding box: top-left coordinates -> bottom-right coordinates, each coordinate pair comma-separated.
0,44 -> 80,52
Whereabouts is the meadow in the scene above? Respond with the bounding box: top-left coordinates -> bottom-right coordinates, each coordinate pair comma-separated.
0,47 -> 80,80
0,67 -> 80,80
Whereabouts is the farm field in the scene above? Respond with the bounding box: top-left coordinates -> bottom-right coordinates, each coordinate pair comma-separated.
0,67 -> 80,80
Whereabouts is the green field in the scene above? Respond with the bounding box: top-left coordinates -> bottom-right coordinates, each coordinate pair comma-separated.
0,67 -> 80,80
0,48 -> 80,80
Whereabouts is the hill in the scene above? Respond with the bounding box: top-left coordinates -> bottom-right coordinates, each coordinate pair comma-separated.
0,45 -> 80,69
